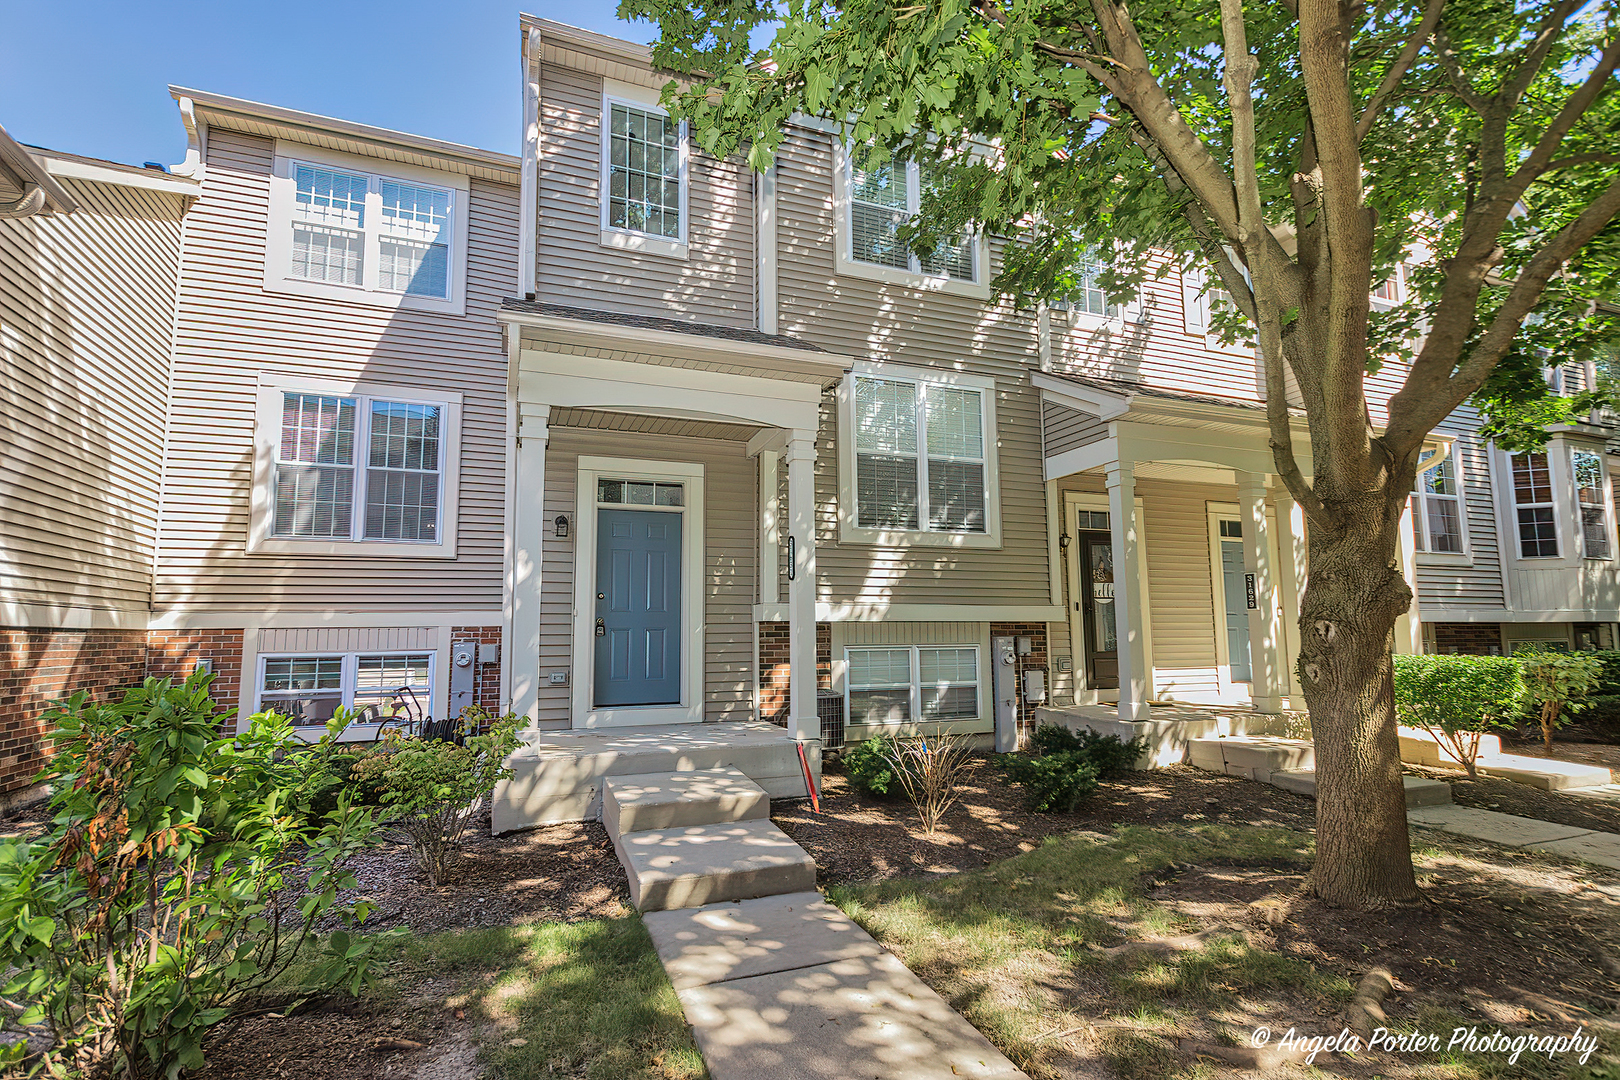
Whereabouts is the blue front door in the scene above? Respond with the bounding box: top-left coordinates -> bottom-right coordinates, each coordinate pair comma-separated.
1220,538 -> 1253,683
595,509 -> 682,706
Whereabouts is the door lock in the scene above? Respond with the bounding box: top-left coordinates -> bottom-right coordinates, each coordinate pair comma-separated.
595,618 -> 606,638
597,592 -> 605,600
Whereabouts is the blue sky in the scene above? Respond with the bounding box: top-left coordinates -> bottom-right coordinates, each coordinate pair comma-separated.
0,1 -> 655,166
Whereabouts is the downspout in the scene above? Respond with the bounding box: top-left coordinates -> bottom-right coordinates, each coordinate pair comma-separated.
0,184 -> 46,218
518,24 -> 543,299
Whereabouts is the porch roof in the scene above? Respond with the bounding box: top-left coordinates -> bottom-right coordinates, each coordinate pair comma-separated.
1033,369 -> 1269,416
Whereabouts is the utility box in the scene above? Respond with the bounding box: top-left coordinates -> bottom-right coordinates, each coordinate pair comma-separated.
449,639 -> 477,718
1023,668 -> 1047,705
991,635 -> 1019,753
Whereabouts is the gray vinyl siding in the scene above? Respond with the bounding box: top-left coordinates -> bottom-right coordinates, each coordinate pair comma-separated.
535,64 -> 755,327
155,128 -> 516,612
1042,402 -> 1110,457
536,424 -> 758,728
772,126 -> 1053,607
0,175 -> 186,616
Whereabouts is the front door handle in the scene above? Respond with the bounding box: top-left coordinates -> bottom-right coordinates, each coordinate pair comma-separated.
595,618 -> 606,638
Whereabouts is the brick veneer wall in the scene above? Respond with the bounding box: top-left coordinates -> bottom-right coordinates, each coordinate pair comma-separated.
0,629 -> 148,800
450,625 -> 504,715
757,621 -> 832,726
1432,623 -> 1504,655
990,622 -> 1050,728
146,630 -> 245,712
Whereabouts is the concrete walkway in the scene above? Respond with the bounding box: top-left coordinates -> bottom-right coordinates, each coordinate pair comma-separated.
1407,804 -> 1620,869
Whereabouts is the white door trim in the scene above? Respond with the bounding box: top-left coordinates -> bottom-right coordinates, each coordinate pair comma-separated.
571,455 -> 707,728
1063,491 -> 1151,704
1206,501 -> 1283,704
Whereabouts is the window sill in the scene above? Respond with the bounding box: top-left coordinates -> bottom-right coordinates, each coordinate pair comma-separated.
836,524 -> 1002,549
263,275 -> 464,317
834,254 -> 991,300
599,227 -> 689,261
1415,551 -> 1474,567
246,537 -> 459,559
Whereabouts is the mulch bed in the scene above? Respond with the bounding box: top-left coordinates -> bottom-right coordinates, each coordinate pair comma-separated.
775,759 -> 1319,886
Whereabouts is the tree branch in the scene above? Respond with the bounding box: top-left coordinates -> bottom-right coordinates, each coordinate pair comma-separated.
1431,24 -> 1488,114
1504,32 -> 1620,193
1355,0 -> 1446,142
1496,0 -> 1586,112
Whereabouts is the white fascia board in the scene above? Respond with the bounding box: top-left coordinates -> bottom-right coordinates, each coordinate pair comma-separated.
39,154 -> 198,198
1032,372 -> 1132,420
498,308 -> 855,371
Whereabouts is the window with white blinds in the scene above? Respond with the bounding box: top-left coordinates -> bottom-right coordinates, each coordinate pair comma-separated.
851,373 -> 987,535
272,151 -> 463,310
845,147 -> 977,283
271,391 -> 444,544
1410,446 -> 1465,555
845,645 -> 980,727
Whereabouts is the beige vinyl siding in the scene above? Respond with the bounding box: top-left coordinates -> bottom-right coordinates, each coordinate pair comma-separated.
0,175 -> 186,616
772,127 -> 1052,607
155,129 -> 516,612
258,626 -> 435,652
535,64 -> 755,327
536,424 -> 758,729
1042,402 -> 1110,457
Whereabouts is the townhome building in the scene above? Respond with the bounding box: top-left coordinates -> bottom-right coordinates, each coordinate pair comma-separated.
1,14 -> 1617,816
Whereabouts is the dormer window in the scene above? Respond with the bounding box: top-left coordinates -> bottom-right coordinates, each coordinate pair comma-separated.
266,144 -> 468,314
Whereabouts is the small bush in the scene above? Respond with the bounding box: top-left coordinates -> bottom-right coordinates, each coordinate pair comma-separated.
1582,694 -> 1620,736
1517,647 -> 1605,750
879,734 -> 978,834
840,736 -> 901,797
354,709 -> 525,884
1582,650 -> 1620,697
1393,655 -> 1524,776
1027,724 -> 1146,776
998,751 -> 1101,813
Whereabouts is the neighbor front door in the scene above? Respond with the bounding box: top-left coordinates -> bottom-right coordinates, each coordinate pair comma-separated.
1079,531 -> 1119,689
594,508 -> 682,707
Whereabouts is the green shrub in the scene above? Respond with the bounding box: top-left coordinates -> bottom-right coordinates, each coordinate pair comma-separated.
1392,655 -> 1524,776
998,751 -> 1101,813
1517,647 -> 1606,750
353,708 -> 525,884
1582,694 -> 1620,736
1582,650 -> 1620,696
839,736 -> 901,798
1027,723 -> 1146,776
0,672 -> 395,1080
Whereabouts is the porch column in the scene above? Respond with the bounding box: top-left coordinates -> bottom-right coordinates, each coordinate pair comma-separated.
785,431 -> 819,742
1271,489 -> 1307,702
1393,496 -> 1422,655
510,404 -> 550,723
1106,462 -> 1150,721
1239,473 -> 1287,713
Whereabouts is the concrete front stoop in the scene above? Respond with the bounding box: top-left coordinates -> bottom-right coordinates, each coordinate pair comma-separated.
1188,735 -> 1453,808
601,762 -> 1031,1080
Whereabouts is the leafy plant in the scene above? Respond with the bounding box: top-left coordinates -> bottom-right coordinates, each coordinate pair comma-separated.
838,736 -> 901,798
998,752 -> 1101,814
879,734 -> 978,835
1392,655 -> 1525,777
353,709 -> 525,885
0,672 -> 393,1079
1517,648 -> 1606,751
1582,694 -> 1620,738
1027,724 -> 1146,776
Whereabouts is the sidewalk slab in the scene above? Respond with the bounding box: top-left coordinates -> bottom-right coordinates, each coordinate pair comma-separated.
1531,831 -> 1620,870
642,892 -> 886,990
1406,804 -> 1593,845
676,951 -> 1027,1080
1478,754 -> 1613,791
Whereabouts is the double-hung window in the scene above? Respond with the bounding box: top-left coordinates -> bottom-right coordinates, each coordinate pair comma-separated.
841,366 -> 1000,545
1053,248 -> 1121,318
839,145 -> 985,292
845,645 -> 981,727
259,651 -> 433,727
1573,449 -> 1612,559
1411,447 -> 1464,555
269,147 -> 466,313
1512,452 -> 1559,558
599,82 -> 689,257
253,377 -> 462,556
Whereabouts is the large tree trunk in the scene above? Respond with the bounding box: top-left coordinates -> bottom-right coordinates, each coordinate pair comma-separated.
1297,491 -> 1424,908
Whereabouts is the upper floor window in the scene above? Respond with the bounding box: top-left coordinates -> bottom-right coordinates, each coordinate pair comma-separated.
1411,447 -> 1464,555
836,365 -> 1002,547
599,82 -> 689,258
1573,449 -> 1611,559
266,145 -> 468,314
834,144 -> 989,297
250,375 -> 462,557
1512,451 -> 1559,558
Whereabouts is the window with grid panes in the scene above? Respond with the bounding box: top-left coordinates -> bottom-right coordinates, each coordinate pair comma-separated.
1411,447 -> 1464,554
847,148 -> 976,282
1512,452 -> 1559,557
1574,449 -> 1611,559
260,652 -> 433,726
288,162 -> 455,299
1052,249 -> 1118,317
273,391 -> 443,543
606,102 -> 683,240
852,374 -> 986,533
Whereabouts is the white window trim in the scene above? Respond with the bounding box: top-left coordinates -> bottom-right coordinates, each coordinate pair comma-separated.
831,140 -> 992,299
254,648 -> 436,742
264,142 -> 469,315
570,456 -> 706,728
1412,442 -> 1473,565
249,372 -> 463,558
1571,445 -> 1616,561
842,644 -> 982,726
836,360 -> 1003,548
1180,266 -> 1254,356
598,79 -> 690,260
1052,244 -> 1143,329
1499,439 -> 1613,569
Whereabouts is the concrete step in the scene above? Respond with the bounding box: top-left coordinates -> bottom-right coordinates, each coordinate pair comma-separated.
1478,753 -> 1614,791
1397,726 -> 1502,768
603,767 -> 769,844
618,819 -> 817,912
1188,735 -> 1315,780
1270,769 -> 1452,808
